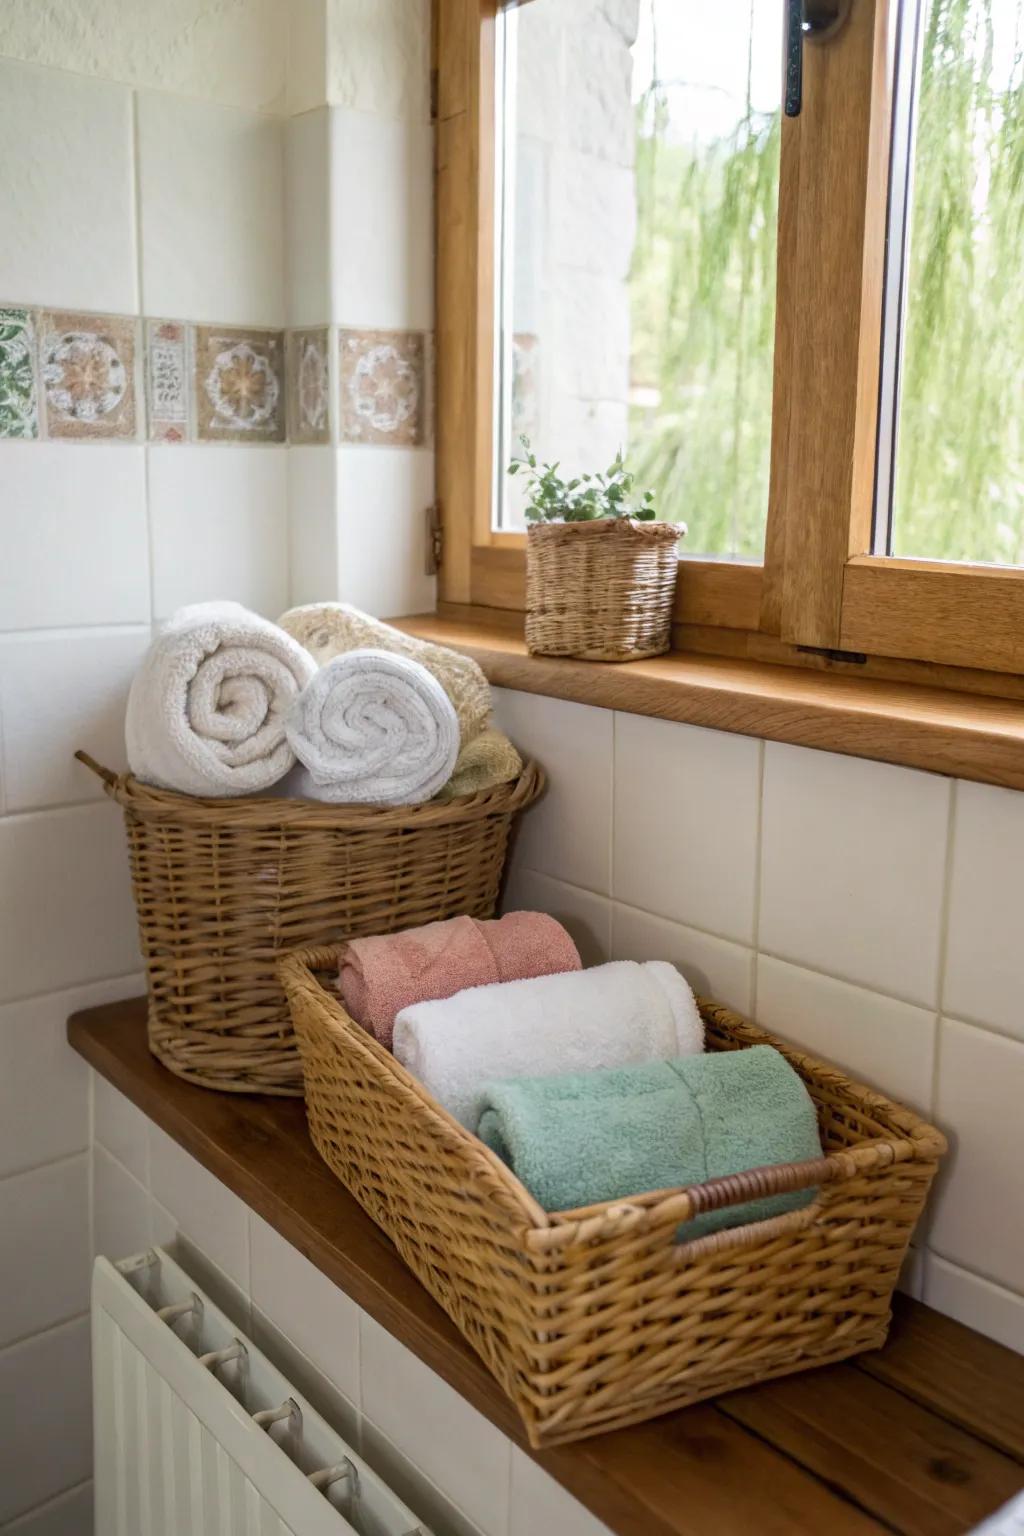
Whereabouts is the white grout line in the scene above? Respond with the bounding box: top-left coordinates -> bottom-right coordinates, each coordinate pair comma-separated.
930,778 -> 959,1120
749,737 -> 767,1020
0,1476 -> 93,1534
0,1308 -> 90,1360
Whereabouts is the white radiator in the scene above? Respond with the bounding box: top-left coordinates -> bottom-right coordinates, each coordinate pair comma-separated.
92,1248 -> 430,1536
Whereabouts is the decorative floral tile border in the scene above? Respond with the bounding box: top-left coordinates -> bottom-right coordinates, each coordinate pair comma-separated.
339,328 -> 426,447
287,328 -> 330,444
0,303 -> 432,448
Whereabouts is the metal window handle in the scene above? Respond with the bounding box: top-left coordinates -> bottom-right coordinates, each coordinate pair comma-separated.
785,0 -> 854,116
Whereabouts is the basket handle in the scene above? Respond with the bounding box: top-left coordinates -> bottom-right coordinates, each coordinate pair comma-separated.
74,750 -> 118,789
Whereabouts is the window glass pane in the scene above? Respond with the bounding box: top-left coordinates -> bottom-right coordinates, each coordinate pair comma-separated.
887,0 -> 1024,564
494,0 -> 781,558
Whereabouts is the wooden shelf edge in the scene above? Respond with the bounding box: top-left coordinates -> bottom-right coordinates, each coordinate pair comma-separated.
395,613 -> 1024,791
69,999 -> 1024,1535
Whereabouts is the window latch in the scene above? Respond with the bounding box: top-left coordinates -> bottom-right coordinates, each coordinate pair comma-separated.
785,0 -> 854,117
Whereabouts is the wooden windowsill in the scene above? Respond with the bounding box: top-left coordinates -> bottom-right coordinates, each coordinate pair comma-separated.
71,998 -> 1024,1536
395,612 -> 1024,791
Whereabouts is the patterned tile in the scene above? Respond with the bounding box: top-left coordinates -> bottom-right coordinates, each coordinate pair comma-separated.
195,325 -> 285,444
145,319 -> 191,443
339,328 -> 425,447
0,307 -> 38,439
39,310 -> 137,440
286,327 -> 330,444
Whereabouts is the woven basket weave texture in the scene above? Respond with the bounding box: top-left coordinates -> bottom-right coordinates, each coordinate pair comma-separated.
79,752 -> 542,1096
525,518 -> 682,661
280,945 -> 946,1448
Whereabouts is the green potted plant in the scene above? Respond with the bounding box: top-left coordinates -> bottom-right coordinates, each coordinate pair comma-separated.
508,438 -> 685,661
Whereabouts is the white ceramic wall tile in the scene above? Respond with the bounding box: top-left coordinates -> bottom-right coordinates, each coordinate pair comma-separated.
0,1318 -> 92,1525
610,902 -> 754,1016
944,781 -> 1024,1042
760,743 -> 950,1007
0,629 -> 150,811
288,447 -> 340,605
92,1144 -> 151,1263
3,1479 -> 93,1536
0,805 -> 141,1002
93,1076 -> 148,1182
898,1246 -> 925,1301
149,445 -> 289,620
359,1315 -> 511,1536
250,1215 -> 361,1405
0,1157 -> 89,1348
931,1019 -> 1024,1294
148,1125 -> 250,1291
359,1423 -> 487,1536
510,1450 -> 615,1536
501,867 -> 611,967
613,715 -> 761,944
250,1307 -> 360,1447
336,447 -> 436,617
0,445 -> 149,630
0,976 -> 142,1180
329,109 -> 433,328
136,93 -> 285,325
924,1255 -> 1024,1354
755,956 -> 937,1114
0,60 -> 136,311
285,109 -> 331,326
490,689 -> 613,893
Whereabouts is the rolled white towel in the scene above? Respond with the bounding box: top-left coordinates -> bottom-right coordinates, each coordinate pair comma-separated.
285,648 -> 460,806
392,960 -> 703,1129
125,602 -> 317,797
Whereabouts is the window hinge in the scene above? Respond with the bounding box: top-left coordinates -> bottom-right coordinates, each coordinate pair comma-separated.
425,504 -> 443,575
796,645 -> 868,665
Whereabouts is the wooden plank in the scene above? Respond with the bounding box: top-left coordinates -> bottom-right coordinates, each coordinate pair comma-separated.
859,1296 -> 1024,1464
841,557 -> 1024,674
71,999 -> 901,1536
779,0 -> 893,647
721,1362 -> 1024,1535
395,613 -> 1024,792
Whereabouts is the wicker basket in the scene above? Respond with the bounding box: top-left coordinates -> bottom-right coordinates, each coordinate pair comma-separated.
525,518 -> 683,661
77,752 -> 543,1097
279,946 -> 946,1448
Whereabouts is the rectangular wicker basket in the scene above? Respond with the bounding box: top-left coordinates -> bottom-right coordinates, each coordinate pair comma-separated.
279,945 -> 946,1448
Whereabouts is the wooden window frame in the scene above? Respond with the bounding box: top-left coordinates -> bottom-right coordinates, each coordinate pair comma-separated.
433,0 -> 1024,689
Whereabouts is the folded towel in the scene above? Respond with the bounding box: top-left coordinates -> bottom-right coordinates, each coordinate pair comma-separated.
433,728 -> 523,803
284,648 -> 460,806
393,960 -> 703,1130
125,602 -> 317,797
278,603 -> 492,746
339,911 -> 582,1049
478,1046 -> 822,1235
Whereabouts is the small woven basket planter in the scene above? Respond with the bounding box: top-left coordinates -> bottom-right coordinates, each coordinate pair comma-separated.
525,518 -> 683,661
279,946 -> 946,1448
77,752 -> 543,1097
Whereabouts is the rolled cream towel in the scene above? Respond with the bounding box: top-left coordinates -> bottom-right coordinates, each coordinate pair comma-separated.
478,1046 -> 822,1231
433,727 -> 523,803
285,648 -> 460,806
125,601 -> 317,796
339,911 -> 581,1049
278,603 -> 492,746
393,960 -> 703,1129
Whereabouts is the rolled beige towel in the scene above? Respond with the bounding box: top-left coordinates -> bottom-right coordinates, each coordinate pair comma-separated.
433,727 -> 523,802
278,603 -> 491,746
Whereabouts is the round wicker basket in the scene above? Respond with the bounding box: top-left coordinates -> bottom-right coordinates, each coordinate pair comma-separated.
77,752 -> 543,1097
525,518 -> 683,661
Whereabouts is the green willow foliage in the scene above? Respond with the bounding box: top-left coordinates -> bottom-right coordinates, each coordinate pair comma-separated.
628,0 -> 1024,566
628,11 -> 779,558
894,0 -> 1024,563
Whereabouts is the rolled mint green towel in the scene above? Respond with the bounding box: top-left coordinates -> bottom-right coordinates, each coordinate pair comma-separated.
477,1045 -> 822,1239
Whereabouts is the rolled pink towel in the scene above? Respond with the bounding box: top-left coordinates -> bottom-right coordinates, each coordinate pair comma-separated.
338,912 -> 582,1049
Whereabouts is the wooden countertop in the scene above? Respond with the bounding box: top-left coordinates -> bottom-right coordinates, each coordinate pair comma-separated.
70,998 -> 1024,1536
